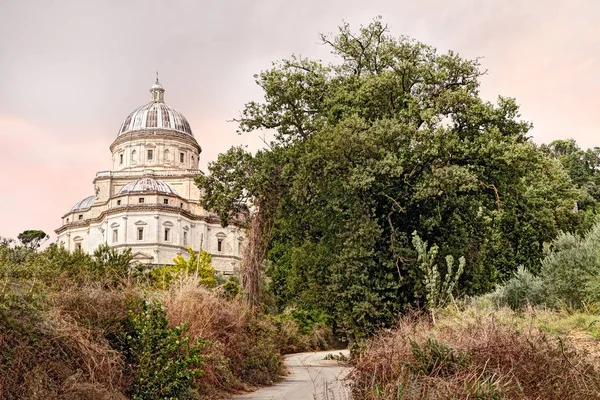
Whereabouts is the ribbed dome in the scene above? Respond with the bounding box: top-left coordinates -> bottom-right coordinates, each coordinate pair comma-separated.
118,178 -> 178,195
117,78 -> 193,137
71,195 -> 95,211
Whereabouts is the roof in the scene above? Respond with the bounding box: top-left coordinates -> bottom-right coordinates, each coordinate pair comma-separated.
117,178 -> 178,195
117,79 -> 193,137
71,195 -> 95,211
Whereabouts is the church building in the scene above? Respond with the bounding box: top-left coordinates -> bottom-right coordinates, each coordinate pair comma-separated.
55,77 -> 244,274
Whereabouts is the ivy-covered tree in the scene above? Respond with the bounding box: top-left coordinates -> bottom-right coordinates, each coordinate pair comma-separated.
197,18 -> 581,339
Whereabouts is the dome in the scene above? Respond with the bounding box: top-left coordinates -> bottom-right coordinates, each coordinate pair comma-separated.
118,178 -> 178,196
71,195 -> 95,211
117,77 -> 193,137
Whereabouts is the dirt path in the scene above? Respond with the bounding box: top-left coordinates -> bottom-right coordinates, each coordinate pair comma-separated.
234,350 -> 351,400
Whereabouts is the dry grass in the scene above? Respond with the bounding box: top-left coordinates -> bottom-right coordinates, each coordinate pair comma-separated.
351,307 -> 600,399
51,284 -> 142,339
1,275 -> 329,399
160,274 -> 283,396
0,297 -> 129,399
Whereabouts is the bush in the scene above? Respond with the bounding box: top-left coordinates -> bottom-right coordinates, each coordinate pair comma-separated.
124,300 -> 206,400
540,222 -> 600,308
221,278 -> 240,299
408,338 -> 468,377
412,232 -> 464,310
272,308 -> 333,353
0,290 -> 127,399
91,243 -> 133,283
150,247 -> 216,289
483,265 -> 545,310
479,220 -> 600,310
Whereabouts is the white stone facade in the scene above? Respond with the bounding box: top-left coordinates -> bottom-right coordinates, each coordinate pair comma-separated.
55,78 -> 244,274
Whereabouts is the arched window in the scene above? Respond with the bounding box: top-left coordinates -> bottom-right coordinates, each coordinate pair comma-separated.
131,150 -> 137,164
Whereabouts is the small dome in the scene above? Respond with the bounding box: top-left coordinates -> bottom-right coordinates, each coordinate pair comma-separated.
118,178 -> 178,196
71,195 -> 95,211
117,78 -> 193,137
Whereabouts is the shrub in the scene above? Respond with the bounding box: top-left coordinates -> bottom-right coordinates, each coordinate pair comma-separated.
91,243 -> 133,282
541,222 -> 600,308
483,265 -> 545,310
160,276 -> 282,392
150,247 -> 216,289
124,300 -> 206,400
480,220 -> 600,310
221,278 -> 240,299
412,232 -> 465,310
272,308 -> 333,353
408,338 -> 468,377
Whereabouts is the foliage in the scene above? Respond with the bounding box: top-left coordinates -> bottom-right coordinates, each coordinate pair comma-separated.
541,139 -> 600,231
0,286 -> 128,400
540,222 -> 600,308
91,243 -> 133,282
160,276 -> 286,392
150,247 -> 216,289
17,229 -> 49,250
197,18 -> 582,339
221,277 -> 240,299
409,338 -> 468,376
412,231 -> 464,310
483,265 -> 545,310
124,300 -> 205,400
0,256 -> 289,399
477,219 -> 600,311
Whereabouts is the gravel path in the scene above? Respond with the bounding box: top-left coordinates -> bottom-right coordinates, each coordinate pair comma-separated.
234,350 -> 351,400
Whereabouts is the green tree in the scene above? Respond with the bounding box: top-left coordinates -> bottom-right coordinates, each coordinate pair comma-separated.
17,230 -> 49,251
198,18 -> 581,339
541,139 -> 600,231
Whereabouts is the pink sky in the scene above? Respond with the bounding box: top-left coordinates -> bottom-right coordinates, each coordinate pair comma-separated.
1,0 -> 599,242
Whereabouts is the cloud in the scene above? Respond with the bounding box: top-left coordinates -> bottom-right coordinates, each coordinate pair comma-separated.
1,0 -> 599,240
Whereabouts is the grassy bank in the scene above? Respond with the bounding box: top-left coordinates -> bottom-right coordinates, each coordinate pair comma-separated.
0,245 -> 333,399
350,305 -> 600,399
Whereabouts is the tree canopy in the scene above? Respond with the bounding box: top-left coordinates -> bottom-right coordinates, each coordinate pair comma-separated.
197,18 -> 583,339
17,230 -> 49,251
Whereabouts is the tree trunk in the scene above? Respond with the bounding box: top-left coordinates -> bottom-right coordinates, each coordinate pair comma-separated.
240,198 -> 277,308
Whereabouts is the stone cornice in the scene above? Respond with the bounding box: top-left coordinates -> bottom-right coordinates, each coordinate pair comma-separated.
93,169 -> 204,184
110,130 -> 201,153
110,242 -> 242,261
61,190 -> 191,219
55,204 -> 246,235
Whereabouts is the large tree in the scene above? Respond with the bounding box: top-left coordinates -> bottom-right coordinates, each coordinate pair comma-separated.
197,18 -> 581,339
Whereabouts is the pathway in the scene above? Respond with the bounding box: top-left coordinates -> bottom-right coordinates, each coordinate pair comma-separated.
234,350 -> 351,400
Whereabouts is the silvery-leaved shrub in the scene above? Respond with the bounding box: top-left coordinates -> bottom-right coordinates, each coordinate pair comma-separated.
484,265 -> 544,310
540,222 -> 600,308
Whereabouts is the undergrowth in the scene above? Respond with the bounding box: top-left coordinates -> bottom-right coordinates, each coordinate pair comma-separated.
351,307 -> 600,399
0,244 -> 333,399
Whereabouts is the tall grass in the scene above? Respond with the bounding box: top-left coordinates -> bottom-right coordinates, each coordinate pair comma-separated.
0,288 -> 130,399
350,308 -> 600,399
